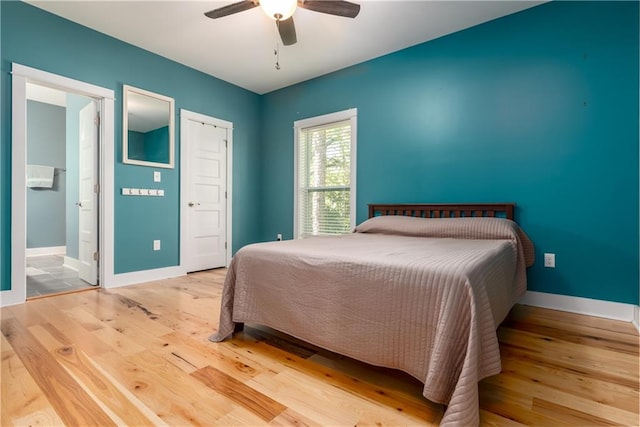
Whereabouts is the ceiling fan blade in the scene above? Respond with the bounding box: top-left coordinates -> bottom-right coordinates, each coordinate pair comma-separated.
299,0 -> 360,18
278,17 -> 297,46
204,0 -> 258,19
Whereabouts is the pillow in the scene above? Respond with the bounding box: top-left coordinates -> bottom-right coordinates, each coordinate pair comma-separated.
355,215 -> 535,266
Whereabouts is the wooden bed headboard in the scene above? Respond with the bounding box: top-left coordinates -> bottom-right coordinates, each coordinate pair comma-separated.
368,203 -> 515,221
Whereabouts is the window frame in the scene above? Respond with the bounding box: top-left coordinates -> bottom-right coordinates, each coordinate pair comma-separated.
293,108 -> 357,239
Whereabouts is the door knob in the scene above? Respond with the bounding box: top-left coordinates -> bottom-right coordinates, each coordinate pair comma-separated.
75,202 -> 83,208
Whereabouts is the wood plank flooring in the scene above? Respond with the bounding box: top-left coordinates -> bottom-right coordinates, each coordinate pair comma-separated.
1,268 -> 638,426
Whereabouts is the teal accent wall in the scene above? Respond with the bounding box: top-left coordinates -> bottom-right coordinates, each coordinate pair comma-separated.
113,163 -> 180,273
127,126 -> 170,164
1,1 -> 638,306
126,130 -> 146,161
260,2 -> 639,305
26,100 -> 66,248
1,1 -> 262,283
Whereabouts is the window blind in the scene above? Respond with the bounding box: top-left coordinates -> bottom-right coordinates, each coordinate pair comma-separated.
298,119 -> 352,237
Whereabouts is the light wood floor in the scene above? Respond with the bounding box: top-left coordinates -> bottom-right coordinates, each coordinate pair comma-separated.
1,268 -> 638,426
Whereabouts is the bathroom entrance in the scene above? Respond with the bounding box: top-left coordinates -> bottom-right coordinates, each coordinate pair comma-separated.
5,63 -> 115,308
25,84 -> 99,298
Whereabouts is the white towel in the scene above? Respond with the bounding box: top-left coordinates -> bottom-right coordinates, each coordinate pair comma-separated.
26,164 -> 55,188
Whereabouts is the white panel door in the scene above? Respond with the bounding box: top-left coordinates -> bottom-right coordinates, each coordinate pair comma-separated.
78,101 -> 98,285
184,117 -> 227,272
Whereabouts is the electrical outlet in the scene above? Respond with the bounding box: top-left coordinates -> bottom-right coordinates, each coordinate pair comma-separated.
544,253 -> 555,268
153,240 -> 161,251
276,234 -> 282,241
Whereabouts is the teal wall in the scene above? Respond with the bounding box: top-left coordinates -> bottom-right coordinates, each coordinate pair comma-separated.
127,126 -> 170,164
1,1 -> 262,284
126,130 -> 146,161
26,100 -> 66,248
1,1 -> 638,306
259,1 -> 639,305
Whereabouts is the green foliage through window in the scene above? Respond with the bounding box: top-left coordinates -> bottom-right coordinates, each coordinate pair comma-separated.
298,120 -> 352,236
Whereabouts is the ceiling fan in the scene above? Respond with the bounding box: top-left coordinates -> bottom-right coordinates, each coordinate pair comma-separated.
204,0 -> 361,46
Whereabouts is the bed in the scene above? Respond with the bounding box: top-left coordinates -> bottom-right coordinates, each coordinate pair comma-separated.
210,203 -> 534,426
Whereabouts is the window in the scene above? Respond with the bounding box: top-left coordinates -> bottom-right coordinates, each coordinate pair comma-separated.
294,109 -> 357,238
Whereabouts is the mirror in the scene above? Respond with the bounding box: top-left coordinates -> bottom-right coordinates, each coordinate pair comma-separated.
123,85 -> 174,168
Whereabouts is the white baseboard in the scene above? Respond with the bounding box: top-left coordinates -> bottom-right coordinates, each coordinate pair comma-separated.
519,291 -> 638,325
63,256 -> 80,272
105,266 -> 185,289
0,287 -> 26,307
26,246 -> 66,257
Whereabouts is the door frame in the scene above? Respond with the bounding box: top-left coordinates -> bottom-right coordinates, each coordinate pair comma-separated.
179,109 -> 233,273
5,63 -> 115,307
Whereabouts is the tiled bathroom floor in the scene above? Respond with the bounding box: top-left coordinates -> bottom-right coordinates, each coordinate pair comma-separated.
26,254 -> 96,298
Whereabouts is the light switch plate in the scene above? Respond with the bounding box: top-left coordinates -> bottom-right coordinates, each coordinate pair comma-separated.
154,171 -> 161,182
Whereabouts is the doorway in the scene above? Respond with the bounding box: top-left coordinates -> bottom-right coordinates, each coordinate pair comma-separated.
6,63 -> 115,307
180,109 -> 233,273
24,84 -> 98,298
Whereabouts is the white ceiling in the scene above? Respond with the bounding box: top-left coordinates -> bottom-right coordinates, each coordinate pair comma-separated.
26,0 -> 544,94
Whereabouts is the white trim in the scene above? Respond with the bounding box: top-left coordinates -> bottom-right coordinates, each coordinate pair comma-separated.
63,256 -> 80,272
108,266 -> 185,289
101,97 -> 115,288
26,246 -> 66,257
350,114 -> 358,232
294,108 -> 358,129
4,63 -> 115,307
633,305 -> 639,332
26,83 -> 67,107
293,108 -> 358,239
5,69 -> 28,307
519,291 -> 637,323
11,64 -> 114,99
179,109 -> 233,273
227,128 -> 233,263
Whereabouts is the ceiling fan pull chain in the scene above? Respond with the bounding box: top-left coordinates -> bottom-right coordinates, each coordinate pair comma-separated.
274,19 -> 281,70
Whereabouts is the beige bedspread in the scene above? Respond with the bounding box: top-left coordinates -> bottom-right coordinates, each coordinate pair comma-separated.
210,217 -> 534,426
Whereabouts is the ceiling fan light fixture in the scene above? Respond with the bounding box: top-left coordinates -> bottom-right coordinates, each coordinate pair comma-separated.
260,0 -> 297,20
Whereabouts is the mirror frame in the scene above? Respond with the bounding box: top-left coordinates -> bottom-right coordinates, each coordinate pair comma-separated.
122,85 -> 175,168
